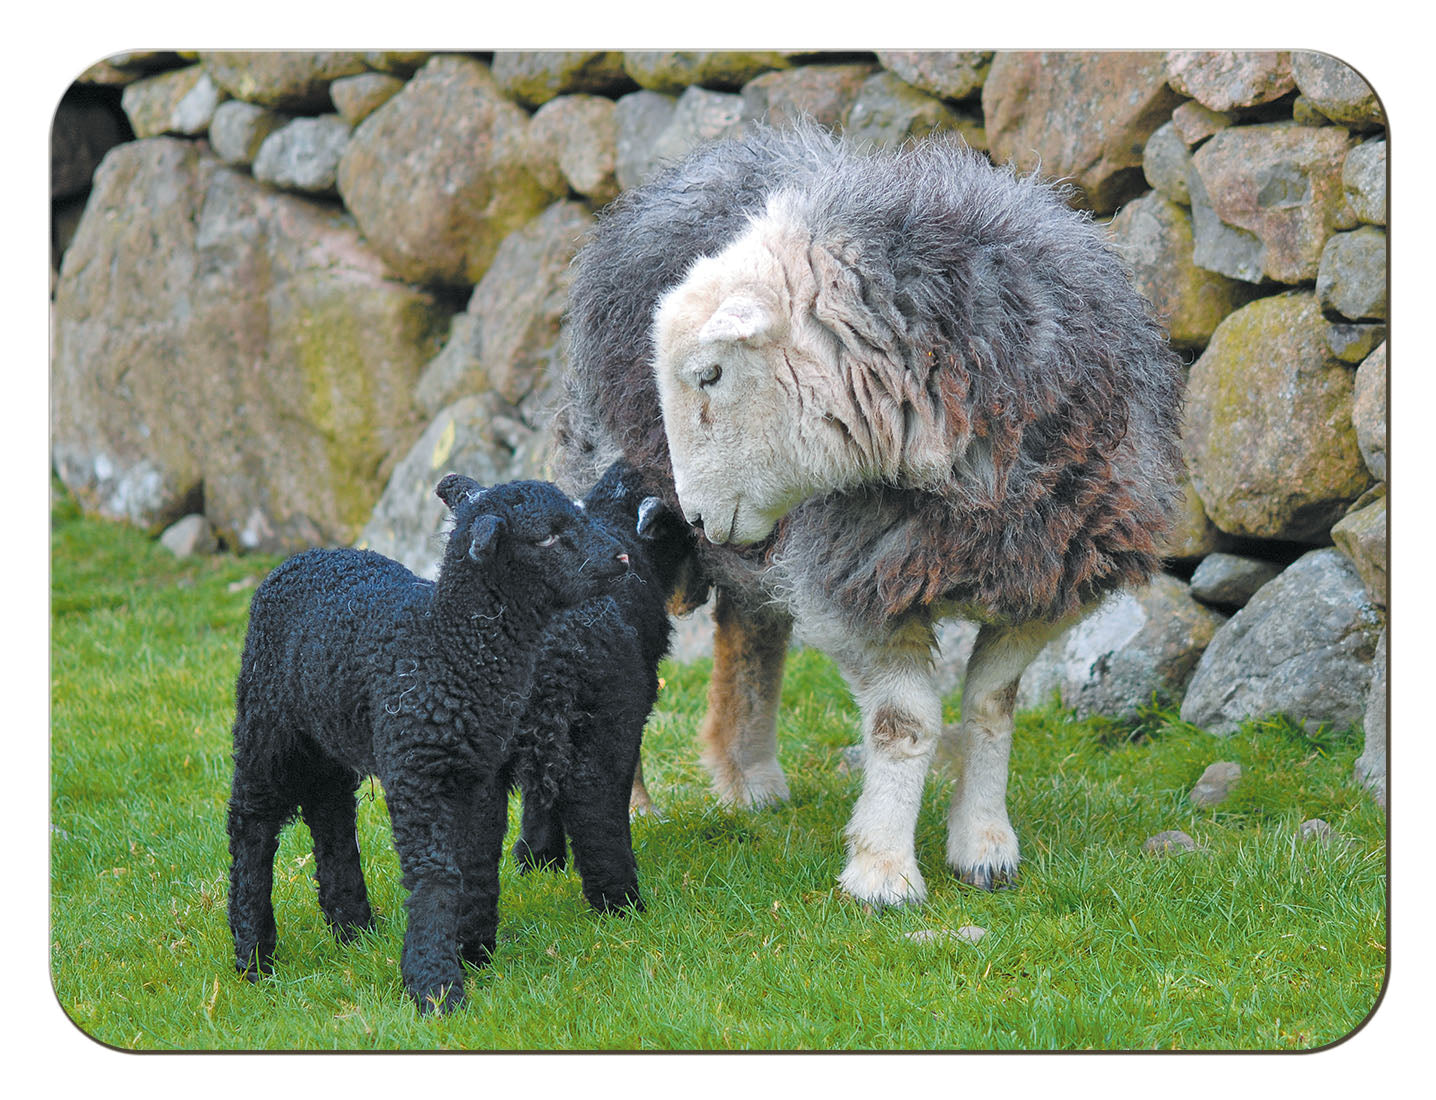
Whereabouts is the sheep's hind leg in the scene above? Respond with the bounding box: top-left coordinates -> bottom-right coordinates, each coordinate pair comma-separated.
698,588 -> 793,808
833,625 -> 942,908
300,758 -> 374,943
944,620 -> 1059,890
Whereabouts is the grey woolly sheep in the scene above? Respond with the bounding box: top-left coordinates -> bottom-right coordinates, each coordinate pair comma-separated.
227,476 -> 633,1014
557,121 -> 1184,905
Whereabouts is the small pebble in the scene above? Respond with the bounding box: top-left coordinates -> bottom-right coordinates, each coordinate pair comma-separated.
905,925 -> 986,945
1299,818 -> 1335,844
1188,761 -> 1242,807
1144,829 -> 1197,855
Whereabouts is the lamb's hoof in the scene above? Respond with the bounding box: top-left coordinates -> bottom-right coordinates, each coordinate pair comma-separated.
461,938 -> 496,968
235,948 -> 274,981
838,848 -> 927,909
513,838 -> 566,874
586,885 -> 644,915
408,974 -> 465,1016
331,916 -> 375,944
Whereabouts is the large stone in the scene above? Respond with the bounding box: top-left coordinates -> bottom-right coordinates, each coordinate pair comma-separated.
1180,549 -> 1383,735
1352,341 -> 1387,481
252,115 -> 351,194
52,139 -> 217,529
1109,191 -> 1251,349
357,395 -> 510,581
1354,628 -> 1387,808
120,65 -> 214,138
1188,123 -> 1357,284
842,72 -> 969,150
1331,495 -> 1387,608
1188,553 -> 1280,610
490,51 -> 632,108
1017,574 -> 1226,718
52,139 -> 450,548
614,89 -> 677,191
415,200 -> 591,414
159,513 -> 218,558
1327,322 -> 1387,366
1184,293 -> 1372,542
1165,51 -> 1294,111
1160,479 -> 1231,563
1343,139 -> 1387,226
1170,101 -> 1234,147
1316,227 -> 1387,321
1290,52 -> 1385,129
198,51 -> 369,112
647,86 -> 745,174
52,94 -> 128,200
875,52 -> 992,101
527,95 -> 619,203
208,100 -> 288,165
740,64 -> 875,129
623,51 -> 788,94
983,51 -> 1182,214
337,55 -> 561,289
77,52 -> 187,86
1142,122 -> 1191,205
329,72 -> 404,126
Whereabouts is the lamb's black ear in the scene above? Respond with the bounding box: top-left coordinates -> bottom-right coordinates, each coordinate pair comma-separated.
436,473 -> 484,512
467,514 -> 503,564
636,496 -> 667,540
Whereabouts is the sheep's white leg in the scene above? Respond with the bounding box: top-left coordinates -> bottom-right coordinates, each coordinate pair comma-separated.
944,619 -> 1059,889
698,588 -> 793,807
834,626 -> 941,907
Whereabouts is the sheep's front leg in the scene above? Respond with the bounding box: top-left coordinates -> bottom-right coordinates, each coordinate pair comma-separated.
833,626 -> 942,907
944,620 -> 1059,890
699,588 -> 793,807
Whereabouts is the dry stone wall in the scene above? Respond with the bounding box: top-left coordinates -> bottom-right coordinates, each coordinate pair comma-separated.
50,49 -> 1389,801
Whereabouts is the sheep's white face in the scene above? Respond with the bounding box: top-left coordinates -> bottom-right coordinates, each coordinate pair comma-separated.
653,244 -> 834,545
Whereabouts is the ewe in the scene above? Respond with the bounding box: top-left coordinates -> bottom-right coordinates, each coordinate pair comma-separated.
227,476 -> 632,1013
559,123 -> 1184,905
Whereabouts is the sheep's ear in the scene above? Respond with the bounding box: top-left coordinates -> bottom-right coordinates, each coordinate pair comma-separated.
436,473 -> 485,512
698,293 -> 778,346
636,496 -> 668,540
467,514 -> 503,564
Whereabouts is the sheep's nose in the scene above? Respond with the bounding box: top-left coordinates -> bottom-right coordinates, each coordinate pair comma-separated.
617,553 -> 630,567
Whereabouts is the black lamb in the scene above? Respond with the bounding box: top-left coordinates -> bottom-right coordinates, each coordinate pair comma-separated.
226,475 -> 633,1014
510,458 -> 702,881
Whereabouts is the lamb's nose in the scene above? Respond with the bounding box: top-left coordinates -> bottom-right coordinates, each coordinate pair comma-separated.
617,553 -> 630,566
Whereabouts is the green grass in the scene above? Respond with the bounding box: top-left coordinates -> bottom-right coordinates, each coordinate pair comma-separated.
50,485 -> 1387,1051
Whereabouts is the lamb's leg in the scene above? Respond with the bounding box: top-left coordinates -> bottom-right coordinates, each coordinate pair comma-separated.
944,620 -> 1059,890
226,799 -> 287,980
383,770 -> 482,1015
560,725 -> 644,913
833,623 -> 942,907
699,588 -> 793,807
456,784 -> 511,969
299,759 -> 373,942
513,796 -> 567,872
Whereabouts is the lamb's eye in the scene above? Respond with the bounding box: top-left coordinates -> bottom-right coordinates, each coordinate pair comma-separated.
535,533 -> 559,548
698,362 -> 722,389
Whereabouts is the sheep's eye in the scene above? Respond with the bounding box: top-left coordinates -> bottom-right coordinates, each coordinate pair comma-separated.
535,533 -> 559,548
698,362 -> 722,389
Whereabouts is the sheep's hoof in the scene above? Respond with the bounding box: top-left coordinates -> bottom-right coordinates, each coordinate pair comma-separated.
838,848 -> 928,909
954,864 -> 1019,891
513,837 -> 566,874
235,947 -> 274,981
461,938 -> 496,967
